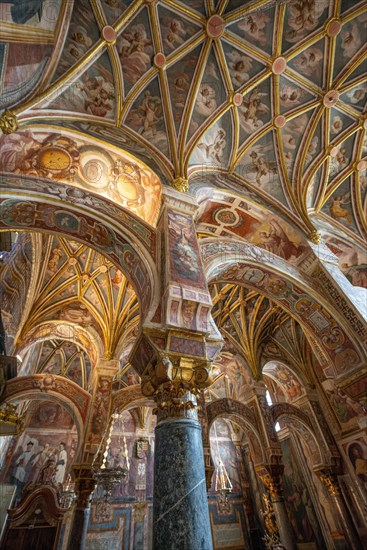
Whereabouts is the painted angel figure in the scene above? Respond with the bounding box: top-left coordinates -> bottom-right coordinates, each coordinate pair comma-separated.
341,24 -> 362,59
81,73 -> 114,117
238,12 -> 270,46
162,18 -> 186,51
247,149 -> 277,187
329,192 -> 353,224
136,91 -> 162,137
196,83 -> 217,117
292,47 -> 323,77
120,25 -> 152,84
238,89 -> 269,132
172,73 -> 190,108
329,147 -> 348,178
227,50 -> 253,87
197,129 -> 226,165
68,24 -> 93,62
280,85 -> 304,108
286,0 -> 329,41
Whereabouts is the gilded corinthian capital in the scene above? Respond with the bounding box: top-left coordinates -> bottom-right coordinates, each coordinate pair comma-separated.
141,353 -> 212,420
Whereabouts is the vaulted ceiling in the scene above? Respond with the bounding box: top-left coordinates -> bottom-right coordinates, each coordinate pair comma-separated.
0,0 -> 366,252
1,0 -> 366,354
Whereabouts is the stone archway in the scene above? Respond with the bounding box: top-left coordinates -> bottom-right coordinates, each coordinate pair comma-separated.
201,238 -> 366,377
270,402 -> 329,469
0,175 -> 159,319
206,398 -> 268,467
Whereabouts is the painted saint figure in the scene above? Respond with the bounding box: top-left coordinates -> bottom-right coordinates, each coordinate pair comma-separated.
55,442 -> 67,485
12,441 -> 35,498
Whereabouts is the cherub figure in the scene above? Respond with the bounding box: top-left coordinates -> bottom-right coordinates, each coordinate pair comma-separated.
239,88 -> 269,131
249,151 -> 276,186
120,25 -> 152,84
77,73 -> 114,117
163,18 -> 186,51
137,91 -> 162,136
198,129 -> 226,165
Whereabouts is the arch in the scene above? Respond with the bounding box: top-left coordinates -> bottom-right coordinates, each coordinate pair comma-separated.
0,175 -> 159,318
18,322 -> 102,371
206,398 -> 266,466
270,403 -> 328,468
2,374 -> 91,460
263,360 -> 308,403
112,384 -> 154,413
201,238 -> 366,376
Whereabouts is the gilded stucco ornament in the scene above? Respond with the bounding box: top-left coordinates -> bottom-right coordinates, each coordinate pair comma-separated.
258,473 -> 282,499
0,402 -> 24,435
172,177 -> 189,193
262,493 -> 281,549
318,472 -> 340,497
308,229 -> 321,244
0,109 -> 18,134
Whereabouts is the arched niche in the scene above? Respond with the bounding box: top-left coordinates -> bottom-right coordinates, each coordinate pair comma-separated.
17,337 -> 93,390
17,322 -> 102,371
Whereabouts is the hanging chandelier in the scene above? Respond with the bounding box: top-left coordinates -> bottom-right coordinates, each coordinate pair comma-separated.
213,422 -> 232,512
93,412 -> 128,506
215,458 -> 233,497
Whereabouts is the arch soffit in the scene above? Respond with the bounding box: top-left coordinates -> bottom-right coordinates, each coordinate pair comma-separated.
201,238 -> 366,370
206,398 -> 266,466
3,374 -> 90,459
0,175 -> 159,316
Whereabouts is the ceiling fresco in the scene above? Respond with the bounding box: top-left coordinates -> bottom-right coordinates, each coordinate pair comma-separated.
0,0 -> 366,437
19,235 -> 139,360
196,189 -> 310,265
0,0 -> 364,256
0,128 -> 162,225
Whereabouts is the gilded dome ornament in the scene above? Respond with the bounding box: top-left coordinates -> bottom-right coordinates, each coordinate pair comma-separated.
0,109 -> 18,134
308,230 -> 321,244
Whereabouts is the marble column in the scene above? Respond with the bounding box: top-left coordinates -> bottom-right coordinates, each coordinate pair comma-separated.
318,471 -> 363,550
154,414 -> 213,549
141,355 -> 214,550
66,465 -> 96,550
